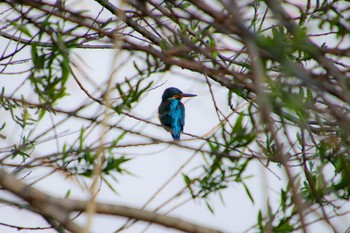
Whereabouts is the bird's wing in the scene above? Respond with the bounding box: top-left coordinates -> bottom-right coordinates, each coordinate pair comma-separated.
158,100 -> 172,128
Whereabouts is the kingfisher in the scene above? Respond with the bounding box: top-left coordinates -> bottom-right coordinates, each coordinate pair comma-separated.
158,87 -> 197,140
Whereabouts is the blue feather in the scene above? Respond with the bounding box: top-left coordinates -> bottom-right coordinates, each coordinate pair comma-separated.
168,99 -> 184,140
158,87 -> 195,140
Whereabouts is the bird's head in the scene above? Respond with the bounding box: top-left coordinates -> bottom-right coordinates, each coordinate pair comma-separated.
161,87 -> 197,101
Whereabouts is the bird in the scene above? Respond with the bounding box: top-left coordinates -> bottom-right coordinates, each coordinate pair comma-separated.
158,87 -> 197,140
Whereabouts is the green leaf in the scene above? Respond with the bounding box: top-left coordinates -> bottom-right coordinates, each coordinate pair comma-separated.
257,210 -> 264,232
60,58 -> 70,84
82,151 -> 95,165
274,219 -> 294,232
102,176 -> 119,194
180,2 -> 191,8
19,24 -> 32,37
110,132 -> 127,150
38,109 -> 46,121
79,127 -> 85,150
65,189 -> 71,198
205,201 -> 215,214
31,44 -> 39,69
10,21 -> 32,37
243,182 -> 255,204
281,189 -> 287,212
183,174 -> 192,186
80,169 -> 93,177
103,156 -> 131,174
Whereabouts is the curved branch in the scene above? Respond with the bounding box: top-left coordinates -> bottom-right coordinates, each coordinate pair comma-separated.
0,168 -> 223,233
0,168 -> 85,233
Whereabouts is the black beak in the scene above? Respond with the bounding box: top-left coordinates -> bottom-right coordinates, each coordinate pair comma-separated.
180,93 -> 197,98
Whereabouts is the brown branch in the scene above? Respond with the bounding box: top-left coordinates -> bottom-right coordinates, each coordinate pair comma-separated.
0,168 -> 85,233
230,0 -> 308,230
263,0 -> 350,100
8,0 -> 114,38
0,168 -> 223,233
94,0 -> 163,45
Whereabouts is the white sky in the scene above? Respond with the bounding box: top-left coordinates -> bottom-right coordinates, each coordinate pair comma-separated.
1,1 -> 350,233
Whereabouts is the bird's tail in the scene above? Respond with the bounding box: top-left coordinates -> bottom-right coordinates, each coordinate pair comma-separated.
171,131 -> 181,140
